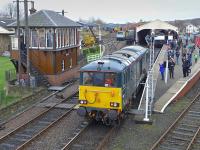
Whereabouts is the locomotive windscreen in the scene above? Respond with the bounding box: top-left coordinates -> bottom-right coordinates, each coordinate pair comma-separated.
82,72 -> 117,87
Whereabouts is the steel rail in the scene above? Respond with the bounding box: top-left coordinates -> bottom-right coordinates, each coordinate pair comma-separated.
150,92 -> 200,150
96,127 -> 116,150
0,80 -> 76,127
16,106 -> 75,150
61,121 -> 91,150
186,126 -> 200,150
0,90 -> 78,149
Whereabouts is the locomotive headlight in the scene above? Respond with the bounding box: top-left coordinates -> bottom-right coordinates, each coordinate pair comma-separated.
79,100 -> 87,104
110,102 -> 119,107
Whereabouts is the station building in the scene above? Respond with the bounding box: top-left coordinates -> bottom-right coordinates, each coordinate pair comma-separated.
8,10 -> 82,86
0,18 -> 15,53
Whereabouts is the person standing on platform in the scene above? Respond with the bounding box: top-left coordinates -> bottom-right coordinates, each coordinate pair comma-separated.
186,58 -> 191,76
194,54 -> 198,63
159,63 -> 165,80
182,57 -> 187,77
168,57 -> 175,79
175,50 -> 180,65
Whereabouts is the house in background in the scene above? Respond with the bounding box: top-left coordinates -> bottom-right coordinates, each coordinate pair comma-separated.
185,23 -> 199,34
8,9 -> 82,86
0,18 -> 15,54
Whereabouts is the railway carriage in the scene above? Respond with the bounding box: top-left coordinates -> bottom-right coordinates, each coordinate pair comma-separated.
77,45 -> 149,125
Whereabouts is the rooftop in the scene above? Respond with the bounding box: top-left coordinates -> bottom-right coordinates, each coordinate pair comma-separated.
0,18 -> 15,27
8,10 -> 82,28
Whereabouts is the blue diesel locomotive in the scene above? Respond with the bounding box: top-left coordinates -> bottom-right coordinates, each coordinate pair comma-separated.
77,45 -> 150,125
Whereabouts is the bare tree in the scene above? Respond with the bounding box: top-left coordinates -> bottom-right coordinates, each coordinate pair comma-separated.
0,2 -> 24,19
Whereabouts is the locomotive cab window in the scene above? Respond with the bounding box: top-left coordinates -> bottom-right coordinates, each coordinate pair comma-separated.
83,72 -> 93,85
104,73 -> 116,87
82,72 -> 117,87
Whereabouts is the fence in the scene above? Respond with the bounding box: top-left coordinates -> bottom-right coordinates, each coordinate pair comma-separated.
87,53 -> 101,62
5,69 -> 17,82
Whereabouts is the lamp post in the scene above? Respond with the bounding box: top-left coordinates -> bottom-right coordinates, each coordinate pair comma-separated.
143,31 -> 155,122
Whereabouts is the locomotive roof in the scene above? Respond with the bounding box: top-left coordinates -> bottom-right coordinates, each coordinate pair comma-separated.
80,45 -> 148,72
113,50 -> 139,59
80,59 -> 126,72
121,45 -> 148,55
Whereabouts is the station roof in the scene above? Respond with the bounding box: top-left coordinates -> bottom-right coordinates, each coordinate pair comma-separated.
8,10 -> 82,28
0,18 -> 15,28
136,20 -> 178,33
0,26 -> 14,34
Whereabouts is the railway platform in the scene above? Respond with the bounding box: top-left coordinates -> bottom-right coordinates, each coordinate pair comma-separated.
138,45 -> 200,114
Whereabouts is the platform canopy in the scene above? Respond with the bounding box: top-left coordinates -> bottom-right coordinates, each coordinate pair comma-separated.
136,20 -> 178,33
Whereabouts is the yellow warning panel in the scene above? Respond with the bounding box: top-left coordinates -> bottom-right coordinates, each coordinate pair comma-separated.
79,86 -> 122,110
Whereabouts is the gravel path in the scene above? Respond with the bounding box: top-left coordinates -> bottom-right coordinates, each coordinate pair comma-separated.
107,79 -> 200,150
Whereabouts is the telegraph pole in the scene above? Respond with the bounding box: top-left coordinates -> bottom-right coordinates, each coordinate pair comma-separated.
24,0 -> 30,85
16,0 -> 21,84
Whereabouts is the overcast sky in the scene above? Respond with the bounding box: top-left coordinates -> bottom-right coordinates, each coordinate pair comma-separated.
0,0 -> 200,23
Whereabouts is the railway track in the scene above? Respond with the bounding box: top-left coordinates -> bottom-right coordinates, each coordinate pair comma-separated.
150,92 -> 200,150
0,90 -> 79,150
0,79 -> 77,128
60,121 -> 116,150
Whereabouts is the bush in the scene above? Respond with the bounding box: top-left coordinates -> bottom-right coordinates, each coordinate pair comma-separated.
82,46 -> 100,56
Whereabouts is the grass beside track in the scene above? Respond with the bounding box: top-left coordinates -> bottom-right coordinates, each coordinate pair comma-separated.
0,56 -> 34,108
0,56 -> 15,90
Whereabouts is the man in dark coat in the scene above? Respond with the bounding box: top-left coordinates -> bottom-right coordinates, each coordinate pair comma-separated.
168,57 -> 175,79
182,57 -> 188,77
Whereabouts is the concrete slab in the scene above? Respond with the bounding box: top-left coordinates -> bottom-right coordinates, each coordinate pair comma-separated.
129,109 -> 144,115
37,102 -> 76,109
36,102 -> 58,107
48,86 -> 65,91
55,103 -> 75,109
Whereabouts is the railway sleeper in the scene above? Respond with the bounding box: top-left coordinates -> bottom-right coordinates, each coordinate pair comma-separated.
189,110 -> 200,114
177,126 -> 197,132
181,119 -> 200,124
172,130 -> 195,137
38,120 -> 52,125
10,137 -> 28,142
159,145 -> 181,150
0,138 -> 22,147
164,139 -> 185,146
0,143 -> 16,149
169,135 -> 191,142
15,133 -> 32,138
179,123 -> 199,128
187,113 -> 200,118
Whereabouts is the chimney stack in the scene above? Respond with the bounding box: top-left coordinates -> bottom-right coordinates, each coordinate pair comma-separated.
62,10 -> 64,16
29,1 -> 37,14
